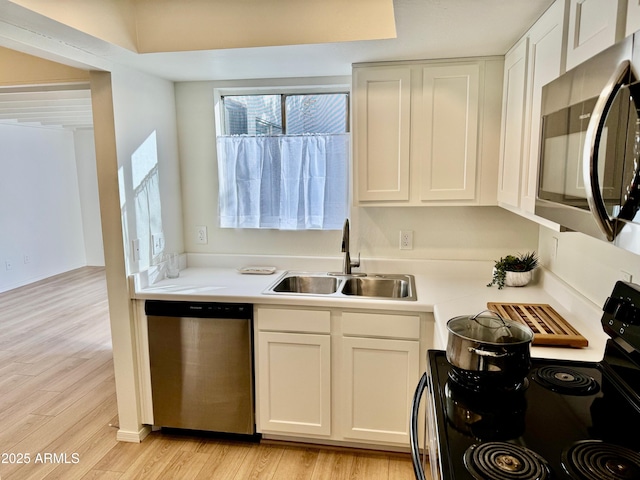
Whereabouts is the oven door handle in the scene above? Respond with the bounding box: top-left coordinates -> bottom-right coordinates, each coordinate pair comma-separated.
410,372 -> 428,480
583,59 -> 632,241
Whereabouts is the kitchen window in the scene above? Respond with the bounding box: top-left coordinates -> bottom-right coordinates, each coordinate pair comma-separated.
216,91 -> 350,230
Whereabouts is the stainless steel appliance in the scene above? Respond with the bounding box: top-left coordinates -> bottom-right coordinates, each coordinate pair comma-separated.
145,300 -> 256,435
536,34 -> 640,254
411,280 -> 640,480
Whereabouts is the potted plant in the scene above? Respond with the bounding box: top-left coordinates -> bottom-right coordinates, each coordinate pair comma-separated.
487,252 -> 538,289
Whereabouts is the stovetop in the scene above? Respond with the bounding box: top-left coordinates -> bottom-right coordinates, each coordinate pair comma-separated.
426,281 -> 640,480
427,282 -> 640,480
427,345 -> 640,479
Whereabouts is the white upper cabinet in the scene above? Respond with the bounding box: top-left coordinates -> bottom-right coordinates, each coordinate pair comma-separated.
627,0 -> 640,36
353,58 -> 503,206
353,66 -> 411,202
521,0 -> 567,215
497,0 -> 567,230
566,0 -> 627,71
417,64 -> 479,201
497,38 -> 528,209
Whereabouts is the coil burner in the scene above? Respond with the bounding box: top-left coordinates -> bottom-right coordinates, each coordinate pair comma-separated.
463,442 -> 551,480
533,366 -> 599,395
562,440 -> 640,479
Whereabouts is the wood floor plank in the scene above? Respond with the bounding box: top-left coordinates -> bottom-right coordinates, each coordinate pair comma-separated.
0,267 -> 428,480
231,444 -> 284,480
90,435 -> 160,474
33,360 -> 115,417
271,447 -> 319,480
118,435 -> 189,480
80,470 -> 122,480
389,455 -> 417,479
350,454 -> 390,480
156,451 -> 210,480
193,440 -> 253,480
309,451 -> 355,480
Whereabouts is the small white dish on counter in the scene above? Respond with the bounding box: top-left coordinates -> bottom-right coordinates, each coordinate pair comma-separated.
237,266 -> 277,275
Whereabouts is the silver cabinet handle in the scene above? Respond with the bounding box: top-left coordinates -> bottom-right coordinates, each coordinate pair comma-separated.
583,60 -> 632,241
410,372 -> 428,480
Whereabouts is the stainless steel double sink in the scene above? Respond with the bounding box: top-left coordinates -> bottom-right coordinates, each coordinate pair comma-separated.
264,272 -> 416,301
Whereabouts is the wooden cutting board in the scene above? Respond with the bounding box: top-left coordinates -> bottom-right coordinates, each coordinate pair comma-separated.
487,302 -> 589,348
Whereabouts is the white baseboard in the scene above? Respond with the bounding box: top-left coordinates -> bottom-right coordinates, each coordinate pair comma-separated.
116,425 -> 152,443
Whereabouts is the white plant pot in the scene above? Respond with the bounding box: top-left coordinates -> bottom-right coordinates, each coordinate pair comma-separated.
504,270 -> 534,287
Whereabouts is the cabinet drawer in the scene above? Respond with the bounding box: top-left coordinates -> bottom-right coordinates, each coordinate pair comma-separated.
342,312 -> 420,339
257,307 -> 331,334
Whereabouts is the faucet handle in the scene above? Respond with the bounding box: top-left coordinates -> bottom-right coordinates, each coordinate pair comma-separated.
351,252 -> 361,269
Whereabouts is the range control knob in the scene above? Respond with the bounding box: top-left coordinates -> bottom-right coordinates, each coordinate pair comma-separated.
603,296 -> 624,314
615,301 -> 640,324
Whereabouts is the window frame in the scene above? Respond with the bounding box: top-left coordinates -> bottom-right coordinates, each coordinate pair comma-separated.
213,80 -> 351,137
219,92 -> 350,135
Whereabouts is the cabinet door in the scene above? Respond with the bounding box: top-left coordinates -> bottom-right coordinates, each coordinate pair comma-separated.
353,66 -> 411,202
341,336 -> 419,445
418,64 -> 479,201
257,332 -> 331,436
566,0 -> 625,70
627,0 -> 640,36
521,0 -> 565,214
498,39 -> 528,208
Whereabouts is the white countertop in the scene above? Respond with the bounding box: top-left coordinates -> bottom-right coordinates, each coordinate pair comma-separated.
131,256 -> 609,363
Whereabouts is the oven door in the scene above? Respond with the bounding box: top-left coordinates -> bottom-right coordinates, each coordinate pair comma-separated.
411,369 -> 445,480
410,373 -> 429,480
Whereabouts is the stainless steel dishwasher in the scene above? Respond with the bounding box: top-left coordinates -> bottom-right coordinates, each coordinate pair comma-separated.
144,300 -> 255,435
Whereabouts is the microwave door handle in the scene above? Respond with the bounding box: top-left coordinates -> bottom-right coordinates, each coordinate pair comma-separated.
584,60 -> 631,241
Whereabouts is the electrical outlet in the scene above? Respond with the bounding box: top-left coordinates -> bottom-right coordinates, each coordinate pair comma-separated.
151,233 -> 164,256
132,238 -> 140,262
23,255 -> 31,264
400,230 -> 413,250
196,225 -> 208,244
551,237 -> 559,262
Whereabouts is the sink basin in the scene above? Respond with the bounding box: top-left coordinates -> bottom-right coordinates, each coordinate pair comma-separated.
272,275 -> 339,294
341,275 -> 414,299
265,272 -> 417,301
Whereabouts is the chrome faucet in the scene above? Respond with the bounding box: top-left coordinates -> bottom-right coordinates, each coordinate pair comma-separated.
341,219 -> 360,274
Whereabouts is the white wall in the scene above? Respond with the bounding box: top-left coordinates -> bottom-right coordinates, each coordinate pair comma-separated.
176,80 -> 539,263
111,66 -> 183,274
0,123 -> 86,292
539,227 -> 640,307
74,128 -> 105,266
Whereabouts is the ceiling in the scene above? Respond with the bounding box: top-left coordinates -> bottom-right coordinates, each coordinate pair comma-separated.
0,0 -> 556,130
0,85 -> 92,130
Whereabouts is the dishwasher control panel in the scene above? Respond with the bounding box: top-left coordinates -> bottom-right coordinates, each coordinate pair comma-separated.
145,300 -> 253,319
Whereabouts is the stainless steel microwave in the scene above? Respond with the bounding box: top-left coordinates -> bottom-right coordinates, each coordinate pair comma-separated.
536,34 -> 640,255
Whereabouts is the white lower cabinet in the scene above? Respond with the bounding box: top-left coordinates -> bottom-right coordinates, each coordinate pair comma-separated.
255,307 -> 332,437
341,336 -> 419,444
257,331 -> 331,436
255,306 -> 425,449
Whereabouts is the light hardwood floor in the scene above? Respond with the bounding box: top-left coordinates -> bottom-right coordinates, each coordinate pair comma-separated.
0,267 -> 422,480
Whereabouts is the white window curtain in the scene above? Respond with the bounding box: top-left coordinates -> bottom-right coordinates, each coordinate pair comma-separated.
216,133 -> 349,230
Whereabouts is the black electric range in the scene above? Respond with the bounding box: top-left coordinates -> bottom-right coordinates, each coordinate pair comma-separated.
415,281 -> 640,480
